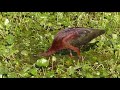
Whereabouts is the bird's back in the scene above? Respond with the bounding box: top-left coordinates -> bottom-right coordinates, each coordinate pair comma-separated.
54,27 -> 105,46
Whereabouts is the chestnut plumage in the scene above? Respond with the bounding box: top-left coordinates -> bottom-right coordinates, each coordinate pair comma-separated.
41,27 -> 105,57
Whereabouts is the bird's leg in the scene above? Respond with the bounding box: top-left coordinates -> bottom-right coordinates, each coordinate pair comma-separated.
62,34 -> 81,60
66,44 -> 81,59
69,50 -> 74,58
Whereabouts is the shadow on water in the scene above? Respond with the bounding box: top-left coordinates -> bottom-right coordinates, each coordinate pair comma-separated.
80,41 -> 99,52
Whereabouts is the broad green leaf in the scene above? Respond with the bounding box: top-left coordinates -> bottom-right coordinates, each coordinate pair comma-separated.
36,58 -> 49,67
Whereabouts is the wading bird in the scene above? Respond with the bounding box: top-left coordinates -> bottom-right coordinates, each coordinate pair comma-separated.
41,27 -> 105,59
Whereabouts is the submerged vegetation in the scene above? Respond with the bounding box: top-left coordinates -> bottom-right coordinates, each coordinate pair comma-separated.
0,12 -> 120,78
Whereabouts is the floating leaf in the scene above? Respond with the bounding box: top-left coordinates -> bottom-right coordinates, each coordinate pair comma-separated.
29,68 -> 38,76
67,66 -> 75,75
7,72 -> 17,78
21,50 -> 28,56
0,66 -> 8,74
112,34 -> 117,39
5,34 -> 14,44
4,18 -> 9,25
36,58 -> 49,67
116,65 -> 120,72
46,71 -> 55,78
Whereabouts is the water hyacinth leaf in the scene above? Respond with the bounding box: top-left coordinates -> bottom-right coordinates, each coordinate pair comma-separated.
21,50 -> 28,56
5,34 -> 14,45
29,68 -> 38,76
112,34 -> 117,39
4,18 -> 9,25
0,66 -> 8,74
7,72 -> 18,78
116,65 -> 120,72
46,71 -> 55,78
67,66 -> 75,75
36,58 -> 49,67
